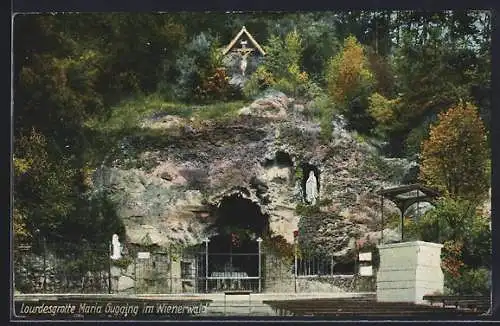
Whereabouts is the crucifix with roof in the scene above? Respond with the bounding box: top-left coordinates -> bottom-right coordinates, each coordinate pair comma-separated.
222,26 -> 266,76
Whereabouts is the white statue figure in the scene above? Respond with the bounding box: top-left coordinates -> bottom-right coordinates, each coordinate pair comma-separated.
110,234 -> 122,260
305,171 -> 318,205
240,54 -> 248,76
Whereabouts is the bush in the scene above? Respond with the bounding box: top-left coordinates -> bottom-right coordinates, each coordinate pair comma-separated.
417,198 -> 477,243
368,92 -> 401,137
295,203 -> 320,216
172,32 -> 233,103
402,217 -> 420,241
195,67 -> 240,102
412,197 -> 491,296
263,234 -> 295,262
244,30 -> 310,99
242,66 -> 275,99
310,95 -> 336,141
112,256 -> 134,270
445,267 -> 490,296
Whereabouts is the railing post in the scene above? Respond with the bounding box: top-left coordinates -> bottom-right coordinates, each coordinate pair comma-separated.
169,245 -> 173,293
380,196 -> 384,244
108,241 -> 112,294
294,240 -> 298,293
42,236 -> 47,293
257,237 -> 262,293
203,238 -> 210,293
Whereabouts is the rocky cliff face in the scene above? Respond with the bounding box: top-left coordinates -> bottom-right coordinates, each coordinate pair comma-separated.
92,91 -> 414,260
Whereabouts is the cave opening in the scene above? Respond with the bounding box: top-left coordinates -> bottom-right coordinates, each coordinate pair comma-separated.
300,163 -> 320,203
263,151 -> 294,168
208,193 -> 270,277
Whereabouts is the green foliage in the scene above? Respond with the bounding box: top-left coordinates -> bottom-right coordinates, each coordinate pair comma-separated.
362,152 -> 406,183
12,12 -> 492,269
352,131 -> 366,144
413,197 -> 491,294
388,13 -> 491,156
445,267 -> 490,296
326,36 -> 374,102
14,128 -> 78,240
196,68 -> 240,102
171,32 -> 216,101
263,234 -> 295,262
294,166 -> 304,181
193,100 -> 248,121
112,257 -> 134,270
313,95 -> 337,141
402,218 -> 420,241
325,35 -> 376,131
420,102 -> 490,203
13,207 -> 31,245
403,115 -> 436,157
295,203 -> 320,216
368,92 -> 401,136
242,65 -> 276,98
417,198 -> 477,243
441,240 -> 465,278
318,198 -> 333,207
245,30 -> 310,98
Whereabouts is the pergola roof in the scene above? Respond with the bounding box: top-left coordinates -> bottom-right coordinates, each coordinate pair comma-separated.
376,184 -> 441,243
376,184 -> 441,216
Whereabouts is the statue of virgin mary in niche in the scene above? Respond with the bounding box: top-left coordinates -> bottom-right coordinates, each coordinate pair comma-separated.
305,171 -> 318,205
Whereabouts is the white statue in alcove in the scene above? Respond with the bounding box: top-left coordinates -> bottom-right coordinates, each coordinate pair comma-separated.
110,234 -> 122,260
305,171 -> 318,205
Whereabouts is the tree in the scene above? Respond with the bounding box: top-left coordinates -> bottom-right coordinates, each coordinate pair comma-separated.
244,30 -> 310,98
325,35 -> 375,131
386,11 -> 491,157
367,92 -> 401,137
172,32 -> 230,102
419,102 -> 489,203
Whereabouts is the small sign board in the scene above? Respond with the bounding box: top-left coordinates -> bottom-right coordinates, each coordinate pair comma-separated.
137,252 -> 151,259
358,252 -> 372,262
359,265 -> 373,276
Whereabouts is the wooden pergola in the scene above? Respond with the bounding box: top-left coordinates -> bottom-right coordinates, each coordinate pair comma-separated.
376,184 -> 441,243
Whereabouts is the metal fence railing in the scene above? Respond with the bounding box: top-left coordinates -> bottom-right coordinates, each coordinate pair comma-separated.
14,241 -> 377,295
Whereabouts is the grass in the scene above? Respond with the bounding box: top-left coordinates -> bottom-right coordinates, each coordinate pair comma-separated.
193,100 -> 248,120
83,93 -> 250,168
85,93 -> 249,132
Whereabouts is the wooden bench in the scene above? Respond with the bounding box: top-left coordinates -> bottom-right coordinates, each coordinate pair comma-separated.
262,298 -> 487,317
423,295 -> 490,312
224,290 -> 252,315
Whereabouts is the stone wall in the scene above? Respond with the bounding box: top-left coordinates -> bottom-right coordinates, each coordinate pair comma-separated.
14,252 -> 110,294
262,252 -> 295,292
261,251 -> 372,293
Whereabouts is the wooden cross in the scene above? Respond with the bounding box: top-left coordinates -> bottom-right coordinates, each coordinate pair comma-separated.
236,39 -> 254,57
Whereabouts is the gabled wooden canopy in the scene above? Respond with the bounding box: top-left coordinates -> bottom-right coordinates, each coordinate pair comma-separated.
376,184 -> 441,243
376,184 -> 441,214
222,26 -> 266,56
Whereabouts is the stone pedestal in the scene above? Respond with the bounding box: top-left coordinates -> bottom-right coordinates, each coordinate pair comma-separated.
376,241 -> 443,304
171,260 -> 182,293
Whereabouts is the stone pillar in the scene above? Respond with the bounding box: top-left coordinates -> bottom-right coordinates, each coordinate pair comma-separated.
171,260 -> 182,293
376,241 -> 444,304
